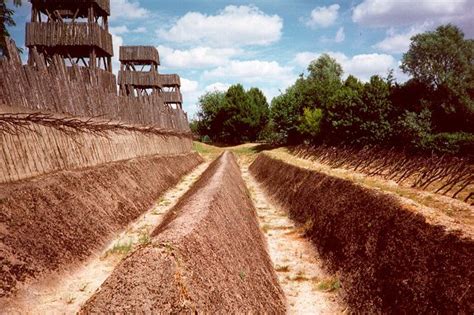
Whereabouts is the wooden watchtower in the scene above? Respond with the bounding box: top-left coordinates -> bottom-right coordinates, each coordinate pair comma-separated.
159,74 -> 183,109
26,0 -> 113,72
118,46 -> 183,109
118,46 -> 160,96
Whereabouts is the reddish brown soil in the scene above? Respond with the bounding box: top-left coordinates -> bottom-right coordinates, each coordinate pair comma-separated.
250,153 -> 474,313
0,153 -> 203,298
80,152 -> 286,313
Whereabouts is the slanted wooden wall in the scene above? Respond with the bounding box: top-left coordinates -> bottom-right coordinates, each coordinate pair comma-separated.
0,40 -> 189,131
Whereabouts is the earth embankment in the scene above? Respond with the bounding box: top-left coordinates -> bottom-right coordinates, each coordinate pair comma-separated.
81,151 -> 286,313
0,153 -> 203,297
250,153 -> 473,313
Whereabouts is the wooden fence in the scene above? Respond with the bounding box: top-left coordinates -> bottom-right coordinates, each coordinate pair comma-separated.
0,114 -> 192,183
0,39 -> 189,131
26,22 -> 113,56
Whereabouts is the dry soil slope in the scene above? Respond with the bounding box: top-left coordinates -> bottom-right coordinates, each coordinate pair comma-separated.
81,151 -> 286,313
0,153 -> 203,298
250,153 -> 474,314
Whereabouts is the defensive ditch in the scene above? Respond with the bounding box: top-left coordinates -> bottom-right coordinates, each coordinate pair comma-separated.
0,152 -> 203,298
250,153 -> 474,313
80,152 -> 286,313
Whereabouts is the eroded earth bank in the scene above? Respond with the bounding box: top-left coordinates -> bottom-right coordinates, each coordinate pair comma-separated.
250,152 -> 474,313
80,152 -> 286,313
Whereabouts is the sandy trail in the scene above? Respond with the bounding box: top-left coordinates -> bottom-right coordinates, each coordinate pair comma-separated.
239,158 -> 346,314
2,162 -> 210,314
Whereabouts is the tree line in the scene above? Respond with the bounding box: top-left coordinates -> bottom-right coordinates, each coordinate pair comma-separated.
192,24 -> 474,155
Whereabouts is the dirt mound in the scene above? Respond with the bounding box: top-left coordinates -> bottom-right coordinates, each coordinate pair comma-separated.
81,152 -> 286,313
0,153 -> 203,298
250,153 -> 474,313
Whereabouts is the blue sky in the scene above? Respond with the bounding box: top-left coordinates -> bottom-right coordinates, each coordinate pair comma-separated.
8,0 -> 474,117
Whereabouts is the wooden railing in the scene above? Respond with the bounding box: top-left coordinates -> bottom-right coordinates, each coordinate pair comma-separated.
118,70 -> 161,87
26,22 -> 113,56
158,74 -> 180,87
31,0 -> 110,15
120,46 -> 159,64
162,91 -> 183,104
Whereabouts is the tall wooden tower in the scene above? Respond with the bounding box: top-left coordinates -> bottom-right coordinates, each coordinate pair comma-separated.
26,0 -> 113,72
118,46 -> 183,109
118,46 -> 160,96
160,74 -> 183,109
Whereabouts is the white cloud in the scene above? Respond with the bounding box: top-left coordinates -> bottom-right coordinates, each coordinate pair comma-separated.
157,45 -> 240,69
205,82 -> 231,92
110,32 -> 123,75
132,27 -> 147,33
203,60 -> 295,85
352,0 -> 473,36
306,4 -> 340,28
110,25 -> 129,34
157,5 -> 283,47
294,51 -> 402,82
110,25 -> 148,35
374,24 -> 431,54
180,78 -> 199,93
335,27 -> 345,43
110,0 -> 150,20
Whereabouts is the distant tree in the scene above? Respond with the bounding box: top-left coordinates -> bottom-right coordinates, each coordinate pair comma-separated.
1,0 -> 22,56
194,85 -> 269,144
195,91 -> 226,140
308,53 -> 343,82
247,87 -> 270,140
401,24 -> 474,132
298,107 -> 323,140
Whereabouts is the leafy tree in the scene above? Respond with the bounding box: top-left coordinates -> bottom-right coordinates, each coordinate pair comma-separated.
401,24 -> 474,132
308,53 -> 343,82
1,0 -> 22,56
194,85 -> 269,144
298,108 -> 323,140
247,87 -> 270,140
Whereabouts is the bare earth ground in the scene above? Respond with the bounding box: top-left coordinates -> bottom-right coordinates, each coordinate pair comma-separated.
239,159 -> 346,314
1,162 -> 209,314
195,143 -> 347,314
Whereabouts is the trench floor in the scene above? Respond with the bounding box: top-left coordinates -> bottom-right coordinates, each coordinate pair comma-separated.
2,162 -> 210,314
239,157 -> 346,314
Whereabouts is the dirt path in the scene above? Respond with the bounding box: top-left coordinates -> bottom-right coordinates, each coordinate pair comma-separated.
2,162 -> 210,314
239,158 -> 346,314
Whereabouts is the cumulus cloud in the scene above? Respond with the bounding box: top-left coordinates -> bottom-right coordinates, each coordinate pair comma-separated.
293,51 -> 404,82
203,60 -> 295,85
352,0 -> 473,36
335,27 -> 345,43
181,78 -> 199,93
157,5 -> 283,47
374,24 -> 431,54
110,25 -> 147,35
110,32 -> 123,75
110,0 -> 150,20
205,82 -> 231,92
157,46 -> 240,69
306,4 -> 340,28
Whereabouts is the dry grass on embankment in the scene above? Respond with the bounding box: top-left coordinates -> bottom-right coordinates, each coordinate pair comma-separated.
250,153 -> 474,313
80,152 -> 286,313
0,153 -> 203,298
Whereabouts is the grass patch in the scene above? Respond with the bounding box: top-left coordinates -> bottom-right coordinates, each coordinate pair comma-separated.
105,241 -> 133,257
138,231 -> 151,245
288,271 -> 309,281
275,264 -> 290,272
314,277 -> 341,292
261,224 -> 272,233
